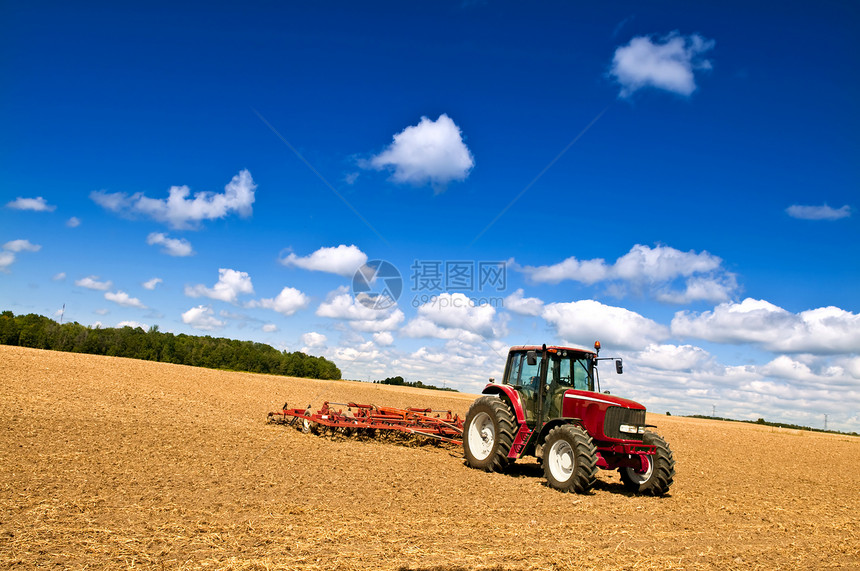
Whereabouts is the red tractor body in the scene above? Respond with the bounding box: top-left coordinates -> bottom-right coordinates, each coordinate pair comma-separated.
463,343 -> 675,495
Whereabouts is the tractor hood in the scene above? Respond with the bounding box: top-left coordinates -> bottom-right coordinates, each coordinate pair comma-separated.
565,389 -> 646,411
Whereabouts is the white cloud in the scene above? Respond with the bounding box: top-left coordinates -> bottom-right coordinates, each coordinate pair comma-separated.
422,293 -> 505,337
786,204 -> 851,221
279,244 -> 368,277
117,320 -> 147,330
401,293 -> 507,342
301,331 -> 328,348
516,257 -> 609,285
5,196 -> 56,212
105,291 -> 147,309
251,287 -> 310,316
262,323 -> 278,333
610,32 -> 715,97
542,299 -> 669,351
316,286 -> 405,331
0,252 -> 14,271
142,277 -> 163,290
182,305 -> 225,331
373,331 -> 394,346
614,244 -> 723,281
656,275 -> 737,304
504,289 -> 545,316
90,169 -> 256,230
3,239 -> 41,253
76,275 -> 113,291
633,343 -> 714,372
515,244 -> 735,304
185,268 -> 254,303
367,114 -> 474,190
146,232 -> 194,257
66,217 -> 81,228
53,272 -> 67,281
0,239 -> 41,270
671,298 -> 860,354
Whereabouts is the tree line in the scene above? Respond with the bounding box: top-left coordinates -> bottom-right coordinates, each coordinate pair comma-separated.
0,311 -> 341,380
373,375 -> 457,392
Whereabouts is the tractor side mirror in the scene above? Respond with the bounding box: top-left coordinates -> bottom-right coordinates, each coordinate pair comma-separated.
527,351 -> 537,366
615,359 -> 623,374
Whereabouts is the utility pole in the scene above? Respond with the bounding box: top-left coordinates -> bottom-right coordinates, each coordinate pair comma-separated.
712,405 -> 716,418
824,414 -> 828,431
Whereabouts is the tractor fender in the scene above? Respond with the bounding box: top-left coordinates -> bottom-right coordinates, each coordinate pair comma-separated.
536,417 -> 584,446
481,384 -> 526,425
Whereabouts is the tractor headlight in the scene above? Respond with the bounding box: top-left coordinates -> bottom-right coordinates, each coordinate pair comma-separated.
619,424 -> 637,434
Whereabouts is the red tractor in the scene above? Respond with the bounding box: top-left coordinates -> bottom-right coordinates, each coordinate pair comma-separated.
463,342 -> 675,495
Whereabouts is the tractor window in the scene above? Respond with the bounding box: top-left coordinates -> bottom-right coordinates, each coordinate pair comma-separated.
504,353 -> 523,386
572,357 -> 592,391
520,355 -> 541,390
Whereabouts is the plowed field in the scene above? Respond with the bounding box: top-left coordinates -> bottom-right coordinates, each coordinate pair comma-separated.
1,345 -> 858,570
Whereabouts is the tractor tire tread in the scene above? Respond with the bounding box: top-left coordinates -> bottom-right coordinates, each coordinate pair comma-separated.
463,396 -> 517,473
543,425 -> 597,494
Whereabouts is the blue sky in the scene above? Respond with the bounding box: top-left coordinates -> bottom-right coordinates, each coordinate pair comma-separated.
2,1 -> 858,431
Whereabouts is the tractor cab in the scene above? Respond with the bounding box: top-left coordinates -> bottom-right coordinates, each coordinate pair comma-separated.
501,345 -> 597,428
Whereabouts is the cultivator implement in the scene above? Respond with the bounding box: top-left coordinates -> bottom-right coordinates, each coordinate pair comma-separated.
267,401 -> 465,445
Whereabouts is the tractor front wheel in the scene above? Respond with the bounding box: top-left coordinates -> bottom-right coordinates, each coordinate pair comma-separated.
463,396 -> 516,472
619,432 -> 675,496
543,425 -> 597,493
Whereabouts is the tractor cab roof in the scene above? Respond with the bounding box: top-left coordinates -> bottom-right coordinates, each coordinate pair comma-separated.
509,345 -> 597,356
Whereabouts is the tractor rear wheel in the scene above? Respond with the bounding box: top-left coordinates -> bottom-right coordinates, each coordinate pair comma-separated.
543,425 -> 597,493
619,432 -> 675,496
463,396 -> 516,472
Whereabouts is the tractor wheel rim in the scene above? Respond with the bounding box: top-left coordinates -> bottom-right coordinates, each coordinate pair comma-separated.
625,455 -> 653,485
548,440 -> 574,482
468,412 -> 494,461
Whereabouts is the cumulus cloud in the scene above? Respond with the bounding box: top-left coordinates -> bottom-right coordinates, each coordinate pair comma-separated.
633,343 -> 714,372
656,275 -> 738,304
610,32 -> 715,97
279,244 -> 368,277
504,289 -> 545,316
301,332 -> 328,348
786,204 -> 852,221
53,272 -> 67,281
367,114 -> 474,190
5,196 -> 55,211
105,291 -> 147,309
76,275 -> 113,291
402,293 -> 507,341
90,170 -> 256,230
3,239 -> 41,253
182,305 -> 225,331
671,298 -> 860,354
515,244 -> 735,303
316,286 -> 405,331
147,232 -> 194,257
373,331 -> 394,346
142,277 -> 163,290
262,324 -> 278,333
0,239 -> 41,271
251,287 -> 310,316
66,217 -> 81,228
0,252 -> 14,271
542,299 -> 669,351
185,268 -> 254,303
